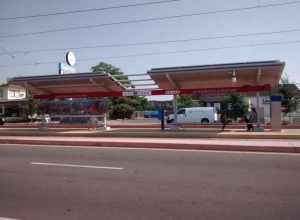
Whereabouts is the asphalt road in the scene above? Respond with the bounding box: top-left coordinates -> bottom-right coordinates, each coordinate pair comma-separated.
1,145 -> 300,220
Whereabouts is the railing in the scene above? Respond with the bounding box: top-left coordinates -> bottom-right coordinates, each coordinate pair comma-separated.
282,112 -> 300,124
39,114 -> 108,130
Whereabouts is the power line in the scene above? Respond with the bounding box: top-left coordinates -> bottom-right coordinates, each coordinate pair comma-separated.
1,0 -> 300,39
0,46 -> 16,59
1,39 -> 300,69
0,0 -> 180,21
1,27 -> 300,56
80,39 -> 300,60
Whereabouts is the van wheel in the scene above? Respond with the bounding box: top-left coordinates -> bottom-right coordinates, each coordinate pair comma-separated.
201,118 -> 209,124
167,119 -> 174,124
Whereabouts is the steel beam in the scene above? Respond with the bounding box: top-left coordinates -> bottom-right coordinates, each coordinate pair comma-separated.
166,74 -> 180,89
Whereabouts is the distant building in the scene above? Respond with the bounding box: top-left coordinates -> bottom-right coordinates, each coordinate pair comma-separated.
0,84 -> 27,120
0,84 -> 26,101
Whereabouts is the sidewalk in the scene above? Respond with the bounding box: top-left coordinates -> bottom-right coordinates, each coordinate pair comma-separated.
1,127 -> 300,139
1,136 -> 300,154
2,121 -> 300,129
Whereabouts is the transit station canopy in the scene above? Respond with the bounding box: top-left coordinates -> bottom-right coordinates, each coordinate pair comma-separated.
9,72 -> 126,98
148,60 -> 285,90
8,60 -> 285,99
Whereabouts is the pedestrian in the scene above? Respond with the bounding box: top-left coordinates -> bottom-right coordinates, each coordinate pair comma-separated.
0,114 -> 5,126
244,114 -> 250,131
220,110 -> 228,131
246,108 -> 257,132
88,116 -> 98,130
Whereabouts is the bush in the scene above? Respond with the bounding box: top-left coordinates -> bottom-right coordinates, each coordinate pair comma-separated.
110,103 -> 135,119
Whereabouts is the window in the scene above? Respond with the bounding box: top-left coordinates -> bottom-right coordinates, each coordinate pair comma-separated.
0,89 -> 3,98
8,89 -> 24,98
177,109 -> 186,115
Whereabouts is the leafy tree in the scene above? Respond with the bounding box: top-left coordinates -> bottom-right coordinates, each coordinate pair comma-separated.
177,95 -> 201,109
91,62 -> 132,88
110,103 -> 135,119
91,62 -> 154,119
278,74 -> 300,115
23,92 -> 38,121
132,96 -> 155,111
222,94 -> 249,120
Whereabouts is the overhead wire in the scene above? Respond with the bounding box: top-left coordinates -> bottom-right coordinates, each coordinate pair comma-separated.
1,0 -> 300,39
1,27 -> 300,56
1,39 -> 300,68
0,0 -> 180,21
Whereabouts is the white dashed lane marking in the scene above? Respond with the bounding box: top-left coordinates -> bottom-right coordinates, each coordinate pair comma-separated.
31,162 -> 124,170
0,217 -> 20,220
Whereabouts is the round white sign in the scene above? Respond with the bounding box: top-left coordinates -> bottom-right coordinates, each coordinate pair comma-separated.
66,51 -> 76,66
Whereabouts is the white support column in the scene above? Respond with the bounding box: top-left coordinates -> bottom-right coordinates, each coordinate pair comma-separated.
104,113 -> 107,129
103,112 -> 111,131
255,68 -> 264,131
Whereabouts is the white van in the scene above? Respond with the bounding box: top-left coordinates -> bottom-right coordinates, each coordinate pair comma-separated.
167,107 -> 217,124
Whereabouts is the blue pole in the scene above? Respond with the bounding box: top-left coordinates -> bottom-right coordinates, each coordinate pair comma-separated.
58,62 -> 63,75
160,107 -> 165,131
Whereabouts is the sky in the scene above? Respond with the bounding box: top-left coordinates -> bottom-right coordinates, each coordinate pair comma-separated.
1,0 -> 300,100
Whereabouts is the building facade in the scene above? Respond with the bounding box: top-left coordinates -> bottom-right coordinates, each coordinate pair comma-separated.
0,84 -> 27,120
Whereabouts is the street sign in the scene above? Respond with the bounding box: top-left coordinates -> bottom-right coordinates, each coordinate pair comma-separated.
123,90 -> 151,96
135,90 -> 152,96
165,90 -> 180,95
66,51 -> 76,66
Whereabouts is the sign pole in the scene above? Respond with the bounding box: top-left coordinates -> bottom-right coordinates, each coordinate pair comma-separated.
58,62 -> 63,75
160,106 -> 165,131
171,94 -> 178,130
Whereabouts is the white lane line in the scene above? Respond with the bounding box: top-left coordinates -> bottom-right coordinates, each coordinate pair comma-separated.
31,162 -> 124,170
0,217 -> 20,220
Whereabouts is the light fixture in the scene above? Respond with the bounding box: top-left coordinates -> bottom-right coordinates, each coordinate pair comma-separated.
232,70 -> 237,83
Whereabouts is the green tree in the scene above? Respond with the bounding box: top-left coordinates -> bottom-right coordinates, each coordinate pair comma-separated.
177,95 -> 200,109
110,102 -> 135,119
278,74 -> 300,115
91,62 -> 132,88
23,92 -> 38,121
131,96 -> 155,111
91,62 -> 154,119
222,94 -> 249,120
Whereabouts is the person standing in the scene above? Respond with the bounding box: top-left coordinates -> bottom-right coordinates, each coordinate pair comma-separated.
247,108 -> 257,132
220,110 -> 228,131
0,114 -> 5,125
88,116 -> 98,130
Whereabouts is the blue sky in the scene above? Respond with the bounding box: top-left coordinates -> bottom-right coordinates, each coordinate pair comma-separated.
1,0 -> 300,89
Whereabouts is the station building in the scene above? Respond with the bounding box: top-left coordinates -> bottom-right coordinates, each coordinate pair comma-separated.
7,60 -> 286,130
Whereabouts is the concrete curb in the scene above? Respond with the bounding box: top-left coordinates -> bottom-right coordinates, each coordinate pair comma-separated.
0,138 -> 299,154
0,130 -> 300,140
2,124 -> 300,129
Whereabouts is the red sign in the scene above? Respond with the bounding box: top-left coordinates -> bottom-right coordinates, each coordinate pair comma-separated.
34,85 -> 271,99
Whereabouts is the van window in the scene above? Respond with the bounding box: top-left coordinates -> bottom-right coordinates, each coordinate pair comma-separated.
177,109 -> 185,115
